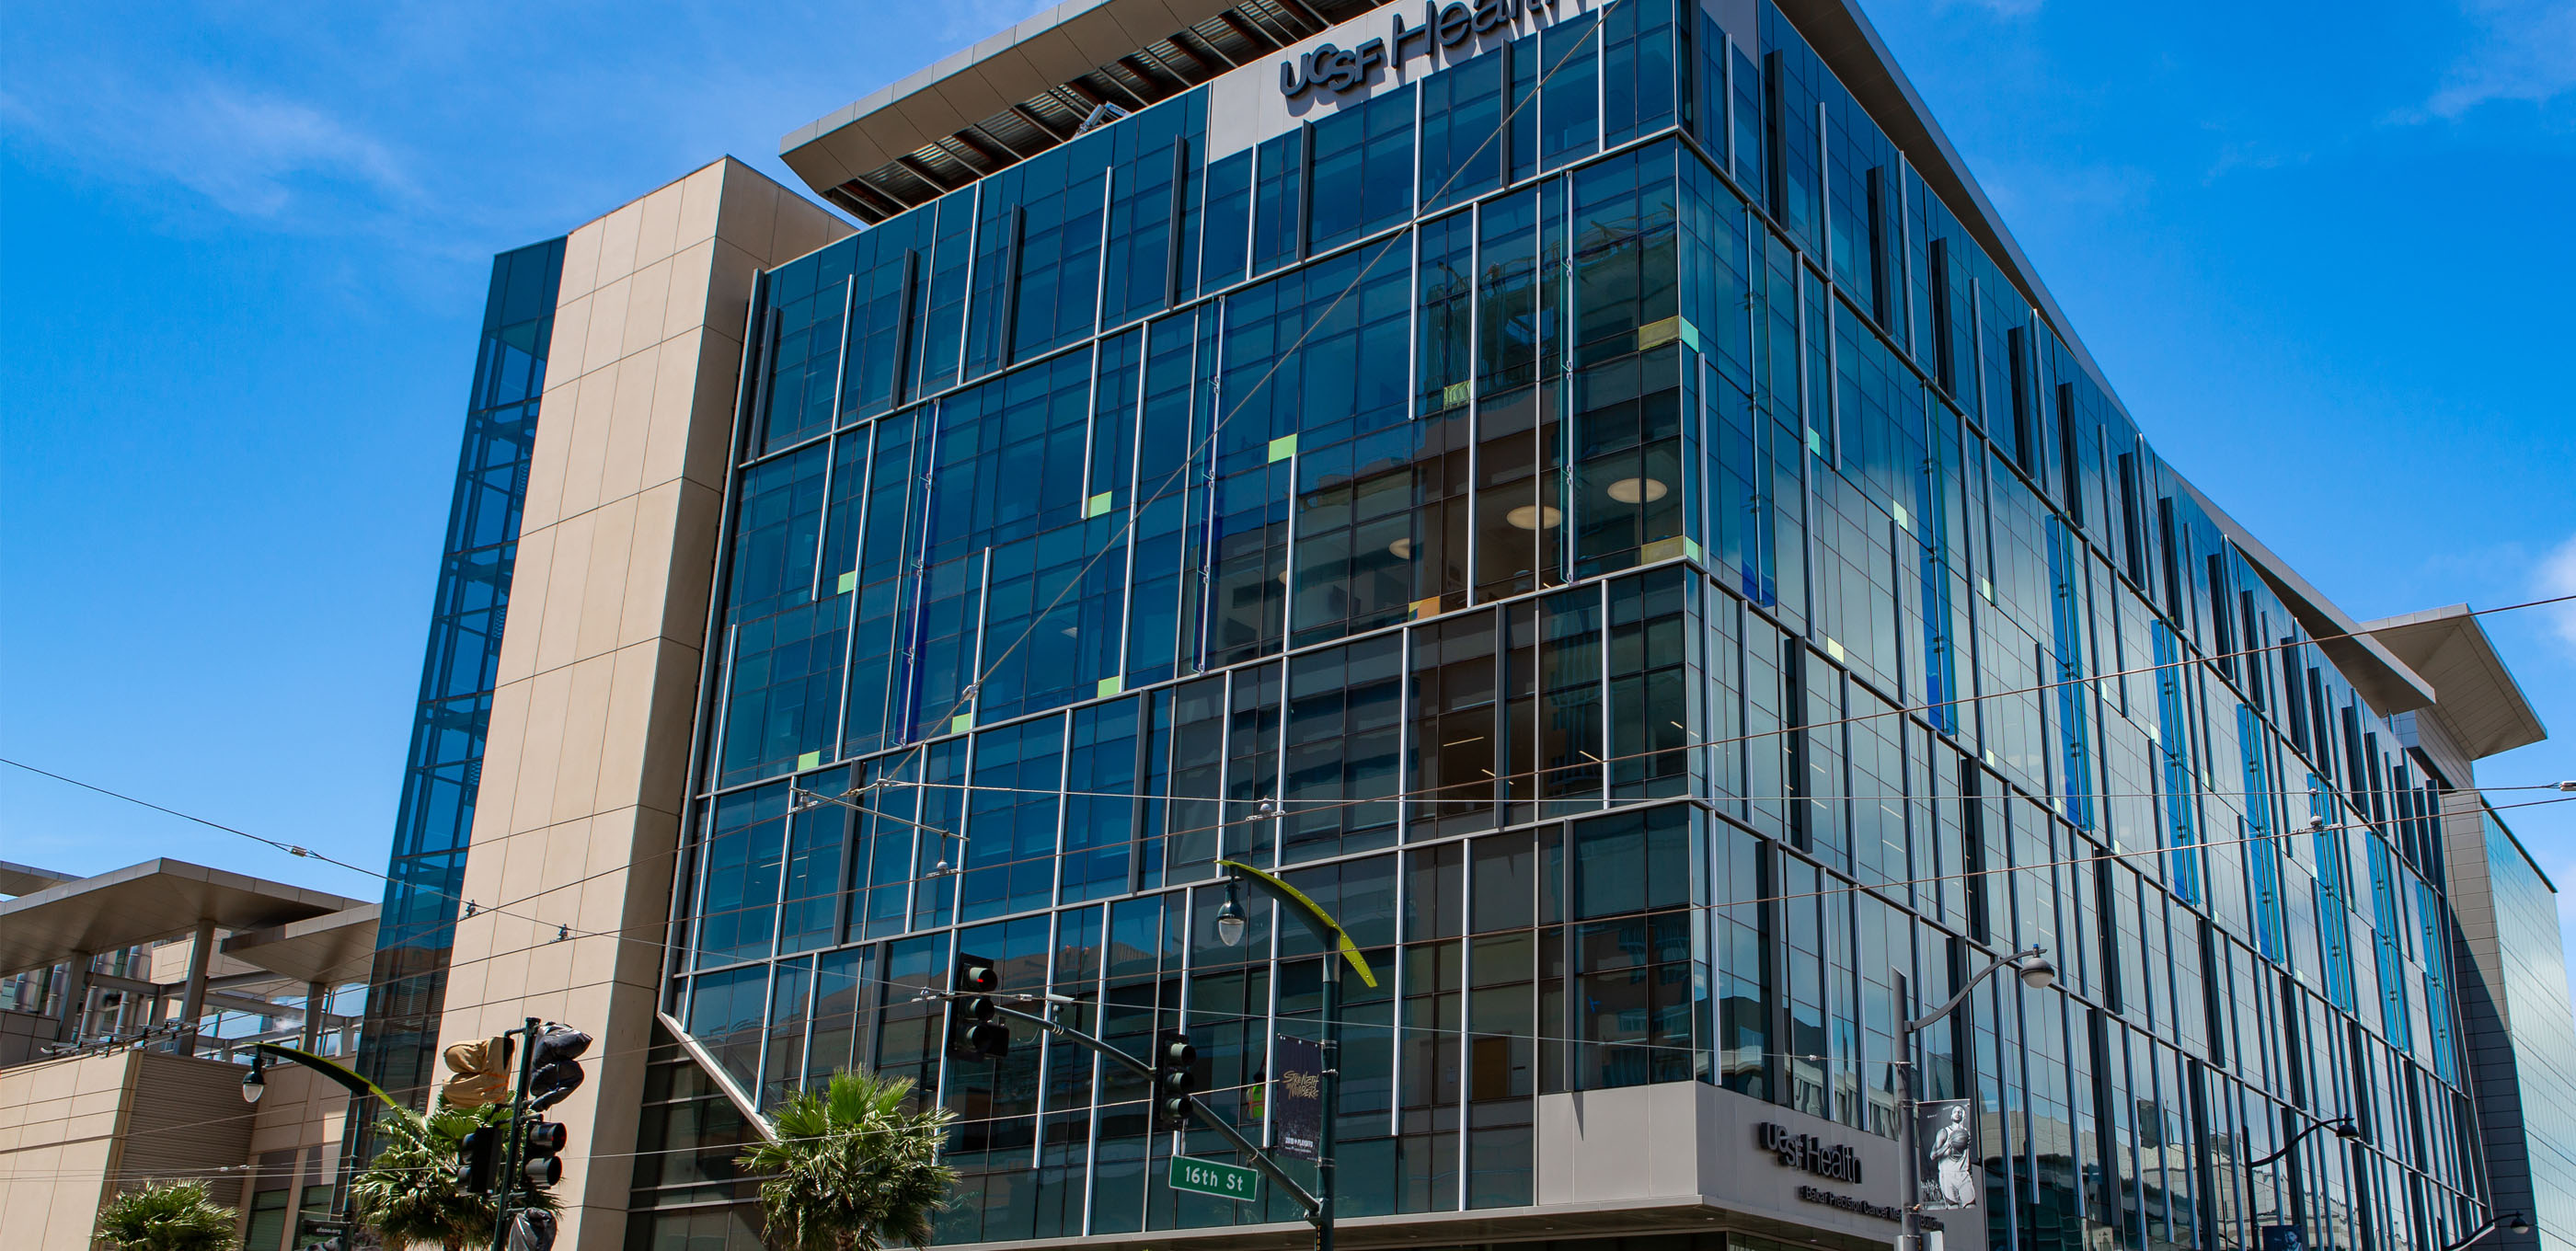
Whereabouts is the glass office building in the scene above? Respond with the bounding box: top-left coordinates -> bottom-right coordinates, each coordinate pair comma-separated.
2449,806 -> 2576,1251
357,4 -> 2562,1251
358,238 -> 565,1108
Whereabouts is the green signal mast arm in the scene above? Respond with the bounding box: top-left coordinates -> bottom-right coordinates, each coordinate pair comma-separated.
974,1000 -> 1322,1221
1216,859 -> 1377,989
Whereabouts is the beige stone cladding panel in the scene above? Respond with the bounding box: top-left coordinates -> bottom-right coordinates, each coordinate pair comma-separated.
0,1051 -> 129,1251
436,156 -> 850,1251
1,1050 -> 270,1251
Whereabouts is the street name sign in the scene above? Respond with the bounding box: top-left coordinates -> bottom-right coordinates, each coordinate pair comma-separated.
1168,1155 -> 1259,1202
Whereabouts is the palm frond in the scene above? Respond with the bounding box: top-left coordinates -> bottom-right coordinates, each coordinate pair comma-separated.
737,1068 -> 959,1251
348,1098 -> 558,1251
95,1179 -> 240,1251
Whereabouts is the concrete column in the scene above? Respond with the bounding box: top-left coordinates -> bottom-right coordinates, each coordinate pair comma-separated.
301,982 -> 325,1050
176,918 -> 217,1054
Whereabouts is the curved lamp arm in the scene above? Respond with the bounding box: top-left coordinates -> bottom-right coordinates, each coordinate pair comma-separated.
1216,859 -> 1378,989
244,1042 -> 405,1115
1903,947 -> 2048,1037
2248,1116 -> 2360,1168
2441,1212 -> 2531,1251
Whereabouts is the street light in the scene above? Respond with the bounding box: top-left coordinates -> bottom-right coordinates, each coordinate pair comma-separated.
236,1041 -> 404,1112
1895,947 -> 2052,1251
2442,1212 -> 2531,1251
1215,882 -> 1249,947
2240,1112 -> 2361,1240
1217,858 -> 1377,1251
2248,1115 -> 2360,1169
1213,802 -> 1280,950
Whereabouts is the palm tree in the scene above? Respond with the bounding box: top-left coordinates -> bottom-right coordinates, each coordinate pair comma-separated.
347,1101 -> 555,1251
737,1070 -> 959,1251
95,1179 -> 239,1251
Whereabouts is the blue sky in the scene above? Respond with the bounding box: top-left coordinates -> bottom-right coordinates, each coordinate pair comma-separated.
4,1 -> 2571,946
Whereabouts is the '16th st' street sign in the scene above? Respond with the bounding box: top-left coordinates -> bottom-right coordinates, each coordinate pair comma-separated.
1169,1155 -> 1259,1202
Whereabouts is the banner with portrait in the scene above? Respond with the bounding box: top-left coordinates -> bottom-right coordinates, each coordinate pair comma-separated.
1915,1099 -> 1980,1211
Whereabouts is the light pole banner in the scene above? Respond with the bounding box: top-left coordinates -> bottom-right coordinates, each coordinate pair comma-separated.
1271,1035 -> 1324,1160
1915,1098 -> 1980,1211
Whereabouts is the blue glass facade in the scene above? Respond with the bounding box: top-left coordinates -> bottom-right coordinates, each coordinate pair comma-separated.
358,237 -> 564,1108
628,6 -> 2497,1251
2465,809 -> 2576,1251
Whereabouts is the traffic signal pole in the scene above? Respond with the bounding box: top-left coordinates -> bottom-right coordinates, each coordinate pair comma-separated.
964,999 -> 1322,1222
929,852 -> 1367,1246
1317,952 -> 1338,1251
492,1016 -> 539,1251
1212,859 -> 1373,1251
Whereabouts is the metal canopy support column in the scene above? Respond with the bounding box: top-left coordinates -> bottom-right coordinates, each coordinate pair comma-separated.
176,918 -> 217,1053
302,981 -> 326,1050
54,951 -> 92,1041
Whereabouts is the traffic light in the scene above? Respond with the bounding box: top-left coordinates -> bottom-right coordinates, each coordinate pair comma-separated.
947,953 -> 1008,1061
1152,1030 -> 1196,1131
440,1035 -> 512,1108
520,1117 -> 569,1188
456,1124 -> 501,1195
525,1025 -> 592,1113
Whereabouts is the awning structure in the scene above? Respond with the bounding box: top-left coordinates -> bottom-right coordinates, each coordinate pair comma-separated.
2361,603 -> 2549,761
781,0 -> 1391,223
0,858 -> 363,980
0,859 -> 75,899
222,903 -> 381,987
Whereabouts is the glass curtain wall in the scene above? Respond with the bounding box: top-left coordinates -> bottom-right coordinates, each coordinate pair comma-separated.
2476,810 -> 2576,1251
632,5 -> 2483,1250
358,238 -> 565,1112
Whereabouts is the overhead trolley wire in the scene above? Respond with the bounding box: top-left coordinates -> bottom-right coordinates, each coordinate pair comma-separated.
5,5 -> 2569,1068
6,593 -> 2571,977
16,794 -> 2570,1187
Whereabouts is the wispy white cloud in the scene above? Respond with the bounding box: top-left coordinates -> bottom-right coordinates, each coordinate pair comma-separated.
2536,532 -> 2576,652
165,86 -> 416,217
3,73 -> 416,224
2202,140 -> 2308,185
1931,0 -> 2046,17
2422,0 -> 2576,119
1979,159 -> 2153,220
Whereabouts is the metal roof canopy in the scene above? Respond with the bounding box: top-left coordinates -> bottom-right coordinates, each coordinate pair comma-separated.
220,903 -> 381,987
0,859 -> 76,899
2361,604 -> 2548,761
0,858 -> 365,979
781,0 -> 1389,224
